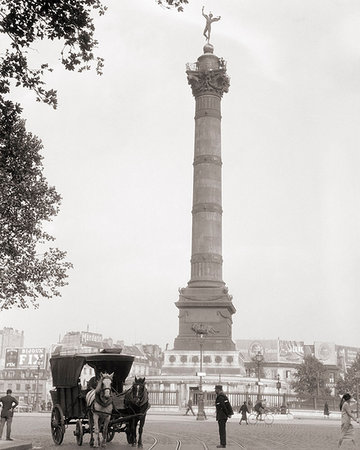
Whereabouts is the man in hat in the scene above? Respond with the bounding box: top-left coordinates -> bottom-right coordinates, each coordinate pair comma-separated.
215,385 -> 233,448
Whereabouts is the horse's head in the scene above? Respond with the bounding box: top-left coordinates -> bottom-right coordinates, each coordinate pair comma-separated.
131,377 -> 146,405
97,372 -> 114,399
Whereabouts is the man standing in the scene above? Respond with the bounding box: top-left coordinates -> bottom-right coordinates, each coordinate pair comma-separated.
0,389 -> 18,441
215,385 -> 233,448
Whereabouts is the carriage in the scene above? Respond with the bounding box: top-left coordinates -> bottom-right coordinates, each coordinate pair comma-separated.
50,350 -> 149,446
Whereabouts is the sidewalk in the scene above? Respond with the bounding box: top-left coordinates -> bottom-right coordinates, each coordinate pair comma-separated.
0,440 -> 31,450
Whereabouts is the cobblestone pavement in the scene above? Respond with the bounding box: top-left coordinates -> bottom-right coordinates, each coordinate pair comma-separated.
7,414 -> 360,449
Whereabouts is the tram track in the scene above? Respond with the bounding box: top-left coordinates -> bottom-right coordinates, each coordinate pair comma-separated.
146,430 -> 208,449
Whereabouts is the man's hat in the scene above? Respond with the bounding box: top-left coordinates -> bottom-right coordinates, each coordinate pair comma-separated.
215,385 -> 223,390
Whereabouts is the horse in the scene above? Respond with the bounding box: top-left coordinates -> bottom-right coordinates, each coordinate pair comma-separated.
124,376 -> 150,448
86,372 -> 114,448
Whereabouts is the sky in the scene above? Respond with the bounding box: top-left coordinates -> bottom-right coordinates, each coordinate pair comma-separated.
1,0 -> 360,351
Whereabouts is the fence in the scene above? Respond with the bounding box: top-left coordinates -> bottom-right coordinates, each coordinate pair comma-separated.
148,389 -> 338,411
148,390 -> 179,406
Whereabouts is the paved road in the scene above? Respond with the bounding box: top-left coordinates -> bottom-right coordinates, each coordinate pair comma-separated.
7,413 -> 360,449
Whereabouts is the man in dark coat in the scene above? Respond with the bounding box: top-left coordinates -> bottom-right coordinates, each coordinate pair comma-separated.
0,389 -> 18,441
215,385 -> 233,448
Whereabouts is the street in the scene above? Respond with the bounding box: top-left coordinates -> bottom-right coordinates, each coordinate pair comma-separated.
6,413 -> 360,449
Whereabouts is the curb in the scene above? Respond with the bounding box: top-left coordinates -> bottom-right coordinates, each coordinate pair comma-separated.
0,441 -> 32,450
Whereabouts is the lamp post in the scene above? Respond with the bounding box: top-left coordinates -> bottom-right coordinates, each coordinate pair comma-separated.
255,351 -> 264,400
193,328 -> 207,421
276,374 -> 281,407
35,357 -> 43,412
355,372 -> 360,419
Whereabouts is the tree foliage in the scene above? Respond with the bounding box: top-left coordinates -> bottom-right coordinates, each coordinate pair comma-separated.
336,353 -> 360,398
291,355 -> 331,399
0,103 -> 73,310
0,0 -> 187,309
0,0 -> 107,110
157,0 -> 188,12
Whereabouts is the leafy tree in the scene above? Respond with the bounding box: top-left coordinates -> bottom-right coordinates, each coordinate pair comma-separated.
157,0 -> 188,12
0,0 -> 187,308
336,353 -> 360,398
0,103 -> 73,310
291,355 -> 331,399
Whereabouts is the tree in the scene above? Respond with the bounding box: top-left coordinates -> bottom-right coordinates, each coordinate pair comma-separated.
291,355 -> 331,400
0,0 -> 187,308
336,353 -> 360,398
0,102 -> 72,310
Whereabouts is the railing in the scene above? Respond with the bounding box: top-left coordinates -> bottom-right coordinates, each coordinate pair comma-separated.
148,390 -> 178,406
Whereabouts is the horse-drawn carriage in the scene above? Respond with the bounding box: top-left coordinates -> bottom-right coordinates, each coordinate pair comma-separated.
50,351 -> 150,447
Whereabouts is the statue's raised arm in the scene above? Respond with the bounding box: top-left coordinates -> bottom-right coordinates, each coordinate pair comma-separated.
202,6 -> 221,43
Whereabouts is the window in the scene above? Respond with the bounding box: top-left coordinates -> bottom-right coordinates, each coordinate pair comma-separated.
16,384 -> 20,391
286,370 -> 291,379
329,372 -> 335,383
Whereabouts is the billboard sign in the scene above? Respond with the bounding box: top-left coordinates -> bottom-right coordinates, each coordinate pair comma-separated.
5,349 -> 19,368
5,348 -> 46,369
314,342 -> 336,365
278,340 -> 304,362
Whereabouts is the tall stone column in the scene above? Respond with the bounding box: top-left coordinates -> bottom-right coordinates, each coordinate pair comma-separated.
173,43 -> 236,352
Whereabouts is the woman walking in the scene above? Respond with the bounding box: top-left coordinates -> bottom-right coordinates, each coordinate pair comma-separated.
338,393 -> 359,447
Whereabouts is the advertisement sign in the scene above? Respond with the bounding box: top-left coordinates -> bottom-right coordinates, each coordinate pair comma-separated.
236,340 -> 278,362
5,349 -> 19,368
81,331 -> 102,343
278,340 -> 304,362
7,348 -> 46,368
336,345 -> 360,369
314,342 -> 336,365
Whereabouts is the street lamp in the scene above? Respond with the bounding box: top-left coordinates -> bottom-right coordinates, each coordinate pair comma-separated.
255,351 -> 264,400
355,372 -> 360,419
192,325 -> 208,421
35,357 -> 43,412
276,374 -> 281,407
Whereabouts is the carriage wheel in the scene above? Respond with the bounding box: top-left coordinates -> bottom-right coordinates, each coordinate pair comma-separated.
75,419 -> 83,446
51,404 -> 65,445
106,427 -> 115,442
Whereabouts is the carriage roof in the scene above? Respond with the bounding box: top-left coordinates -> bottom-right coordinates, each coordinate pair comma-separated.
50,352 -> 134,388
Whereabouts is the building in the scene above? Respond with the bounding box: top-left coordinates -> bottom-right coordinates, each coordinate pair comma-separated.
0,327 -> 24,362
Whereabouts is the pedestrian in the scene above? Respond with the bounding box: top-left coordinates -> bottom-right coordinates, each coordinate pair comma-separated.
239,401 -> 249,425
324,401 -> 330,419
338,393 -> 359,447
184,398 -> 195,416
215,384 -> 233,448
0,389 -> 18,441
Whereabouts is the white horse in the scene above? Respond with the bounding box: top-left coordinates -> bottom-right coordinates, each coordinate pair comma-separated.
86,372 -> 114,448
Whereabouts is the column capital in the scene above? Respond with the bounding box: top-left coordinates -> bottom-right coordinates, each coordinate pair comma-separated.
187,69 -> 230,98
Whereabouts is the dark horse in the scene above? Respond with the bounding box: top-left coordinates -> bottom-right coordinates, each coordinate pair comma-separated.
124,377 -> 150,448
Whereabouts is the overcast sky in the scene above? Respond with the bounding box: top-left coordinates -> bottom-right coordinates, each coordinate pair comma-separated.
2,0 -> 360,351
